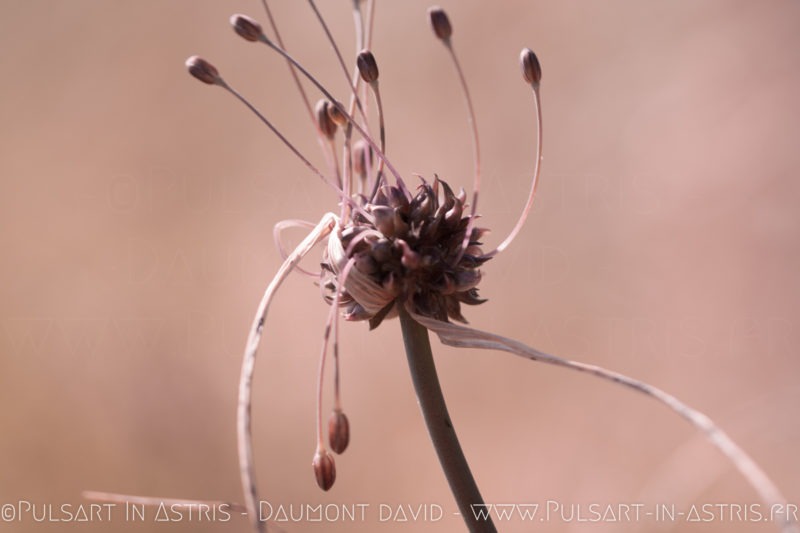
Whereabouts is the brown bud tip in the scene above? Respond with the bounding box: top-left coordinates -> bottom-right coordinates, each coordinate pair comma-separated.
327,103 -> 347,128
520,48 -> 542,86
356,50 -> 379,83
315,99 -> 337,140
186,56 -> 220,85
428,7 -> 452,41
328,410 -> 350,454
312,449 -> 336,491
352,139 -> 373,176
230,14 -> 263,42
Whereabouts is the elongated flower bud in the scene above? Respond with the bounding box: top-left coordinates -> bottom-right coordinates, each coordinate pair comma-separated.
327,103 -> 347,127
185,56 -> 221,85
353,139 -> 373,176
357,50 -> 379,83
428,7 -> 452,41
315,99 -> 337,140
520,48 -> 542,86
231,14 -> 264,42
328,409 -> 350,454
312,449 -> 336,491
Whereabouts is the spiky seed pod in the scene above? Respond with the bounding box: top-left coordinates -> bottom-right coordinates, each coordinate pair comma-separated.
322,177 -> 489,329
231,14 -> 263,42
356,50 -> 379,83
315,99 -> 337,140
428,7 -> 452,41
312,449 -> 336,491
520,48 -> 542,86
328,410 -> 350,454
185,56 -> 220,85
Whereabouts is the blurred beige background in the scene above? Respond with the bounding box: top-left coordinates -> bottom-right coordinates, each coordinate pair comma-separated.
1,1 -> 798,532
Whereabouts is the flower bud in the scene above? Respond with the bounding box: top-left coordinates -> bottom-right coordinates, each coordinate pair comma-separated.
356,50 -> 379,83
520,48 -> 542,86
231,14 -> 264,42
353,139 -> 373,176
328,409 -> 350,454
315,99 -> 337,140
185,56 -> 221,85
428,7 -> 452,41
327,103 -> 348,127
312,449 -> 336,491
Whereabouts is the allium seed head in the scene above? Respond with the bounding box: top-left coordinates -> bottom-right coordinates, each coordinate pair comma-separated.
323,178 -> 488,329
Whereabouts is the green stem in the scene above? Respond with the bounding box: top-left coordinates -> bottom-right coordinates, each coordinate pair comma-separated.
398,305 -> 497,533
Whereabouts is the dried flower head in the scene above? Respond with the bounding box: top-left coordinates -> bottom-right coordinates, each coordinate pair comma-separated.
175,4 -> 795,533
322,177 -> 486,328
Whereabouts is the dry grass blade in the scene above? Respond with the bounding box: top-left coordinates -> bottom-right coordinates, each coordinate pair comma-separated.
409,309 -> 798,533
237,213 -> 337,532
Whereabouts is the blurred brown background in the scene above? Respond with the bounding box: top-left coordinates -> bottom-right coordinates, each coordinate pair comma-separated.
1,1 -> 798,532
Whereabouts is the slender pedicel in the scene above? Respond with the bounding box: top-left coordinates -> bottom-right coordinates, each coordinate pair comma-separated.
428,7 -> 482,263
185,56 -> 373,224
259,0 -> 339,179
356,50 -> 388,201
315,99 -> 343,187
307,0 -> 368,123
314,257 -> 357,489
486,48 -> 543,257
229,14 -> 406,189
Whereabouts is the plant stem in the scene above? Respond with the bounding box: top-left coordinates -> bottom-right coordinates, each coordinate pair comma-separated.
398,305 -> 497,533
